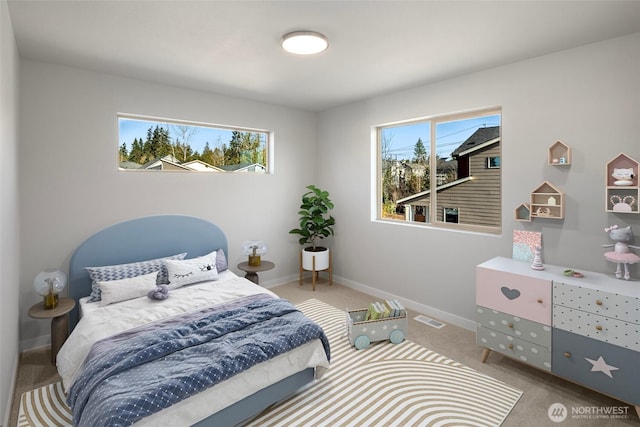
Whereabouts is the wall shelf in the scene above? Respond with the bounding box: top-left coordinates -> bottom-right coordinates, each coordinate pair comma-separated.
548,141 -> 571,166
530,181 -> 564,219
514,203 -> 531,222
606,153 -> 639,214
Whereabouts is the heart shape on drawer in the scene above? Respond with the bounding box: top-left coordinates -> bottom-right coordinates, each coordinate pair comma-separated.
500,286 -> 521,300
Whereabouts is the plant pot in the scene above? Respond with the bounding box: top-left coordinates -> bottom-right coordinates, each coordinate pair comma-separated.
302,247 -> 330,271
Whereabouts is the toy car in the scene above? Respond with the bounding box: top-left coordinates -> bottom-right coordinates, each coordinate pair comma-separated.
346,308 -> 407,350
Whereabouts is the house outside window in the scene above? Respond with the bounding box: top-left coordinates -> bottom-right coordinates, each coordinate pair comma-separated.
118,114 -> 270,173
377,108 -> 501,234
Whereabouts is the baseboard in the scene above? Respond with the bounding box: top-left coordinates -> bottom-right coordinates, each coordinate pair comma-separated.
2,349 -> 19,427
19,336 -> 50,353
333,275 -> 476,331
266,272 -> 475,331
261,273 -> 298,289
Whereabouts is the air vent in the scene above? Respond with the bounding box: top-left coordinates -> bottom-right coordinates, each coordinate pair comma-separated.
414,315 -> 446,329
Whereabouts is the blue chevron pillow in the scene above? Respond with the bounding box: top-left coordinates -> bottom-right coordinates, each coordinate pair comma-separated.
86,253 -> 186,302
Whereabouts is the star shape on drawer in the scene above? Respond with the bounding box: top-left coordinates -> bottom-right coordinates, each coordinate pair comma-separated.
584,356 -> 619,379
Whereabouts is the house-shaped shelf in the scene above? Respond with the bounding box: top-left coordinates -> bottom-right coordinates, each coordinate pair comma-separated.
605,152 -> 639,213
514,203 -> 531,222
530,181 -> 564,219
548,141 -> 571,166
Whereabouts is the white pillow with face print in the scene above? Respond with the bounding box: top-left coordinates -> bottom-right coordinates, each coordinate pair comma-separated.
164,250 -> 219,288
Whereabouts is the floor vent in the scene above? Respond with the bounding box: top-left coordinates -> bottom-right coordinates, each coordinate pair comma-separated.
414,315 -> 446,329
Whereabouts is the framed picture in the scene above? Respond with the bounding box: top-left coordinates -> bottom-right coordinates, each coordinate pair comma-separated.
512,230 -> 541,262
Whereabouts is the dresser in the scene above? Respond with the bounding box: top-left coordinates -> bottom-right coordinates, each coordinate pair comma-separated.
476,256 -> 640,415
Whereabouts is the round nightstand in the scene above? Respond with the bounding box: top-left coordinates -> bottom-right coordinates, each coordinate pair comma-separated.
28,297 -> 75,365
237,261 -> 275,285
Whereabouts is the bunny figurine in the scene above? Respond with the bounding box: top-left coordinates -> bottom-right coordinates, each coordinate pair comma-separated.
603,225 -> 640,280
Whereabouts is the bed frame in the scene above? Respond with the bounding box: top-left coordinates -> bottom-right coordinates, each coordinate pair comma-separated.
67,214 -> 314,426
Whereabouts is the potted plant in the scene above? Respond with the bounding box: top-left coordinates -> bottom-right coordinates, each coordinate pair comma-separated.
289,185 -> 336,271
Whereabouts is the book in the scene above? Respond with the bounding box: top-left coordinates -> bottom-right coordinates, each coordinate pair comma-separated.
362,300 -> 405,321
393,299 -> 406,317
385,299 -> 398,317
379,301 -> 391,318
367,302 -> 381,320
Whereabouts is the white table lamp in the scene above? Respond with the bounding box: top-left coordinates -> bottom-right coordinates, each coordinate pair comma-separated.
242,240 -> 268,266
33,269 -> 67,309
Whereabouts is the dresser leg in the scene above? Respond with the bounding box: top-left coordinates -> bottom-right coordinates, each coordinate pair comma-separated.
481,348 -> 492,363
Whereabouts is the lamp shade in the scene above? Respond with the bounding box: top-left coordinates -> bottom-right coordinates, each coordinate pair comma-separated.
33,269 -> 67,310
242,240 -> 268,256
242,240 -> 268,267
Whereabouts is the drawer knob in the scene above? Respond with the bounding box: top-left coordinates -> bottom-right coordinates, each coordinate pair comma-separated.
595,300 -> 603,306
508,344 -> 514,350
537,298 -> 543,304
507,323 -> 514,329
595,325 -> 603,331
564,352 -> 571,358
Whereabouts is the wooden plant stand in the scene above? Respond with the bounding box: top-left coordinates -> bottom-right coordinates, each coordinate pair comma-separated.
299,251 -> 332,291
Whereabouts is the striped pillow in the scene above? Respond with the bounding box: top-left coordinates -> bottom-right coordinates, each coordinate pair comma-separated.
86,253 -> 186,302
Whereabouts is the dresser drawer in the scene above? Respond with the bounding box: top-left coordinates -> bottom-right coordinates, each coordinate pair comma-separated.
553,282 -> 640,324
553,305 -> 640,352
477,306 -> 551,348
477,325 -> 551,371
552,328 -> 640,406
476,266 -> 552,325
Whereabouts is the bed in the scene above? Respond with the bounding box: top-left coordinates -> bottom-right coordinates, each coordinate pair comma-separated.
59,214 -> 330,426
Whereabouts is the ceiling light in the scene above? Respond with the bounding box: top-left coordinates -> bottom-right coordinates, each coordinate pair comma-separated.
281,31 -> 329,55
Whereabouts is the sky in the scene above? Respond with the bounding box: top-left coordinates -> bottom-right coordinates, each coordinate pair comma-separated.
382,114 -> 500,161
119,114 -> 499,160
118,117 -> 261,154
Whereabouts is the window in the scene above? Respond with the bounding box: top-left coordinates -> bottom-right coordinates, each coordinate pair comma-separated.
118,114 -> 270,173
487,156 -> 501,169
377,108 -> 501,233
444,207 -> 459,223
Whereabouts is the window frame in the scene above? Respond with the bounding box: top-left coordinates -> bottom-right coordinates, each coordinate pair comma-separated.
486,156 -> 501,169
374,107 -> 502,234
117,113 -> 272,174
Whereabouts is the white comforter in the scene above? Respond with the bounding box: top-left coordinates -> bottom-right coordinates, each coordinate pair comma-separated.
57,271 -> 329,426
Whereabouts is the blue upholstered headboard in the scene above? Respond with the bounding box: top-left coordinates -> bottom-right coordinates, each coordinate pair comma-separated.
68,215 -> 228,331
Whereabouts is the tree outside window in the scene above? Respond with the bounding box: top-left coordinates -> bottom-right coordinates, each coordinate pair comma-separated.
118,115 -> 269,173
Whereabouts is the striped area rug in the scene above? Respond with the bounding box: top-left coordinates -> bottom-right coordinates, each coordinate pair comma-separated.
247,299 -> 522,427
17,298 -> 521,427
17,381 -> 71,427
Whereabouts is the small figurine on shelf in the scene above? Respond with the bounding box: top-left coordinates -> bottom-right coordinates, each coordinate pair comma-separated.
531,246 -> 544,270
611,168 -> 635,186
610,195 -> 635,213
603,225 -> 640,280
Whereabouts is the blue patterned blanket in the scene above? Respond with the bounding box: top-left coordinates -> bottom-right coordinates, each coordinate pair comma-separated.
67,294 -> 330,427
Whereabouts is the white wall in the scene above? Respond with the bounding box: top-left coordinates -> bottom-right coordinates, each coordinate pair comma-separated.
15,31 -> 640,346
0,0 -> 21,424
18,60 -> 317,345
318,33 -> 640,329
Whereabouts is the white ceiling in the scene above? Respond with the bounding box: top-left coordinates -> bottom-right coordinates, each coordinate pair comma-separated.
7,1 -> 640,112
